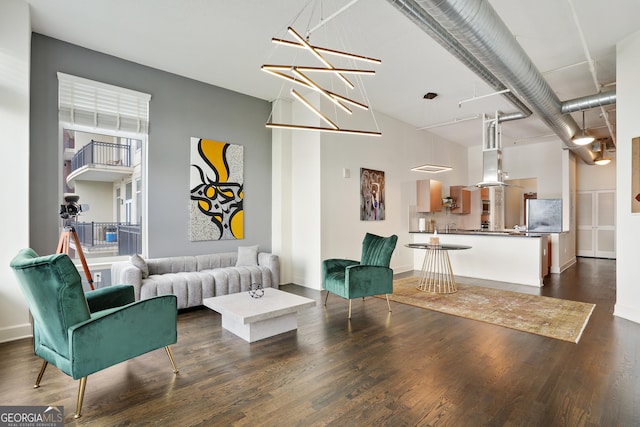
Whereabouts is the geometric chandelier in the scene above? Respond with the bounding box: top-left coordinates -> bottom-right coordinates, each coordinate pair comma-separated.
262,27 -> 382,137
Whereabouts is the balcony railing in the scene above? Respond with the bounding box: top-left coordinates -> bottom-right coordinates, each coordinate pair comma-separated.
71,140 -> 131,171
72,221 -> 141,256
118,224 -> 142,255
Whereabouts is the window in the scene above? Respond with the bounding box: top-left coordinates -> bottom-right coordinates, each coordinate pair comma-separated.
58,73 -> 150,261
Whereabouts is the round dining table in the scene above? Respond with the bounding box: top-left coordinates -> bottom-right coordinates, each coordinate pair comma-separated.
405,243 -> 472,294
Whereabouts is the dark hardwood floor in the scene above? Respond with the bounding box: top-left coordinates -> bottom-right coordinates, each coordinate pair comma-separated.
1,257 -> 638,426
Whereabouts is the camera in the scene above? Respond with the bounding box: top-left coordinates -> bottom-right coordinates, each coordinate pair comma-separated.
59,195 -> 88,219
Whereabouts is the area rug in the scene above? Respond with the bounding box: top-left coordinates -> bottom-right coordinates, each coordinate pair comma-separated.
387,277 -> 595,343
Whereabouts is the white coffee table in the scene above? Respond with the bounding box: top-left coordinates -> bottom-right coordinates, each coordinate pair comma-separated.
203,288 -> 316,343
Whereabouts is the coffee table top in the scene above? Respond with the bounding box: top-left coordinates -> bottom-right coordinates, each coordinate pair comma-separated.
203,288 -> 316,324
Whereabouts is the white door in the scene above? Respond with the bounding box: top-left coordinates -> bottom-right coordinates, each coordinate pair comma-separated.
577,190 -> 616,258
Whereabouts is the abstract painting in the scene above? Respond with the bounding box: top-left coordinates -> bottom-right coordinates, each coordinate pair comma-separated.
190,137 -> 244,241
360,168 -> 385,221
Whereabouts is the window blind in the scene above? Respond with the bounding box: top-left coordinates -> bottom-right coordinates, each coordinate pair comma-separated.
57,72 -> 151,135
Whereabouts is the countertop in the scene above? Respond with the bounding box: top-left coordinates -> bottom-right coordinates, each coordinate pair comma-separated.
409,230 -> 550,238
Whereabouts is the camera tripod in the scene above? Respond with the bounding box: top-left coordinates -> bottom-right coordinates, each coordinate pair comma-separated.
56,225 -> 95,291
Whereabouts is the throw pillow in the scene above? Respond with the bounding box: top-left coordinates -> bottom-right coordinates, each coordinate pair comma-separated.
236,245 -> 259,266
130,254 -> 149,278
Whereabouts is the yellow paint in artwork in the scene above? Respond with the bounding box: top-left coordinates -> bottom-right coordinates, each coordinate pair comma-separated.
231,210 -> 244,239
206,186 -> 216,199
199,200 -> 211,211
200,139 -> 229,182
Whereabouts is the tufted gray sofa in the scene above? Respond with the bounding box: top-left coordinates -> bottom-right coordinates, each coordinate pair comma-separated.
110,251 -> 280,309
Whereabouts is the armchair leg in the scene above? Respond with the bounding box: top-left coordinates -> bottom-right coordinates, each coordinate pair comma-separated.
33,360 -> 48,388
165,346 -> 179,374
33,360 -> 49,388
74,376 -> 87,419
386,294 -> 392,312
324,291 -> 329,306
348,300 -> 352,319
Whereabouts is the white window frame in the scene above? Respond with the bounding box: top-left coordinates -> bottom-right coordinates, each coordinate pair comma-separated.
57,73 -> 151,265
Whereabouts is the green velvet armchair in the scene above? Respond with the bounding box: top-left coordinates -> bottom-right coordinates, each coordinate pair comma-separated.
322,233 -> 398,318
10,248 -> 179,419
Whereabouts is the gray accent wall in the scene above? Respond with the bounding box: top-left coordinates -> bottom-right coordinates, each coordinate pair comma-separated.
30,34 -> 272,258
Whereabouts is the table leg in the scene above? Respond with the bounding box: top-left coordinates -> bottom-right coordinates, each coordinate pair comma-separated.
417,249 -> 457,294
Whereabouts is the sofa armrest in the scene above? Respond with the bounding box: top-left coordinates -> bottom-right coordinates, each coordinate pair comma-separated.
110,261 -> 143,300
258,252 -> 280,287
85,285 -> 135,313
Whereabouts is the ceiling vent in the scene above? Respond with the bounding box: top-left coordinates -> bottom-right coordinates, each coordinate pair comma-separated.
385,0 -> 617,165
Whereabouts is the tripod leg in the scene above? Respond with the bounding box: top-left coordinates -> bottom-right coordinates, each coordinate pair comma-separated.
56,231 -> 70,254
69,230 -> 95,290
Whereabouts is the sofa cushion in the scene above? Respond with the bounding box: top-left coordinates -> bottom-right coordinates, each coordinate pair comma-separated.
130,254 -> 149,279
196,252 -> 236,270
236,245 -> 259,266
147,256 -> 197,275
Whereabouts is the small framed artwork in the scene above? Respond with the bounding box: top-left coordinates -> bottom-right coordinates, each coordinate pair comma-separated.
360,168 -> 385,221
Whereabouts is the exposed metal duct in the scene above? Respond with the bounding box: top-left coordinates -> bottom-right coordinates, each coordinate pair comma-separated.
561,90 -> 617,114
387,0 -> 598,164
385,0 -> 532,119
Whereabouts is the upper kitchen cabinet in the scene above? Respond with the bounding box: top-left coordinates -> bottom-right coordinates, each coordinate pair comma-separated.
450,185 -> 471,214
417,179 -> 442,212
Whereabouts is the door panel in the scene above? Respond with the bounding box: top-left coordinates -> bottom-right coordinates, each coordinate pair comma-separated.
577,190 -> 616,259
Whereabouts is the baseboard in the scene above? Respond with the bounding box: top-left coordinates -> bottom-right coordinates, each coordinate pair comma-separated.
392,263 -> 414,275
614,304 -> 640,325
551,257 -> 576,274
0,322 -> 32,344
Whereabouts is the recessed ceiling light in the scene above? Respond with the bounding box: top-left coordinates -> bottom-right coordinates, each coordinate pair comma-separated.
423,92 -> 438,100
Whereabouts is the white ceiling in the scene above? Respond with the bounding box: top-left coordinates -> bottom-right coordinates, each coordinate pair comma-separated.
25,0 -> 640,149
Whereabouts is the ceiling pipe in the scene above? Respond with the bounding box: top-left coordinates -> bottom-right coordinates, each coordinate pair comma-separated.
560,90 -> 617,114
385,0 -> 532,119
387,0 -> 597,164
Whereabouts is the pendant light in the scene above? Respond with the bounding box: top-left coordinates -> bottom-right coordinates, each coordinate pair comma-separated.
572,111 -> 595,145
594,142 -> 611,165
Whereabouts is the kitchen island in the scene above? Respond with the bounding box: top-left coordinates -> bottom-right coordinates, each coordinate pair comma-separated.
411,230 -> 549,287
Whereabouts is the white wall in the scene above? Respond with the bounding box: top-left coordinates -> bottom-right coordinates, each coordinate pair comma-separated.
577,151 -> 616,191
614,29 -> 640,323
271,99 -> 293,285
0,0 -> 31,343
273,93 -> 469,289
289,93 -> 323,289
502,141 -> 564,198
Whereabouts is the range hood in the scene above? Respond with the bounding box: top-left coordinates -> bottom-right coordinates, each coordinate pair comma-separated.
476,148 -> 505,187
475,113 -> 507,187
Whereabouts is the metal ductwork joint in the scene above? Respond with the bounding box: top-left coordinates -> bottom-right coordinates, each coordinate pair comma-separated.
561,91 -> 617,114
387,0 -> 602,164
